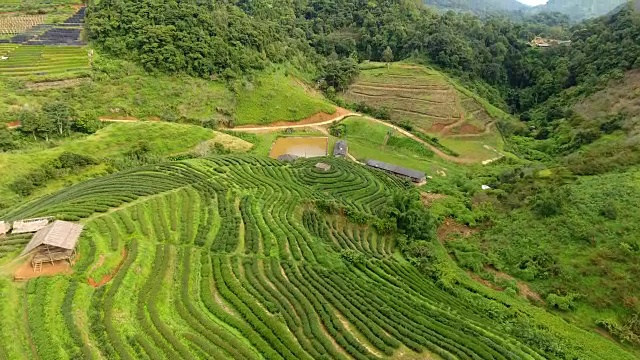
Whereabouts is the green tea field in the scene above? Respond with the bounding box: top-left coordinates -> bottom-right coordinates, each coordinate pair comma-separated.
0,156 -> 634,360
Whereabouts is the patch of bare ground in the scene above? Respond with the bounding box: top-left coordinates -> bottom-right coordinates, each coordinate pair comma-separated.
437,218 -> 478,242
98,116 -> 139,122
450,123 -> 483,135
348,91 -> 449,104
357,81 -> 450,90
88,254 -> 105,274
420,192 -> 447,207
14,259 -> 73,280
350,84 -> 451,92
334,311 -> 384,357
24,78 -> 87,90
484,266 -> 544,304
88,249 -> 127,287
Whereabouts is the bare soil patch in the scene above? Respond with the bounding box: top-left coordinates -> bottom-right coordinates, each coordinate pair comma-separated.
437,218 -> 477,242
420,192 -> 447,207
484,266 -> 544,303
88,249 -> 127,288
99,116 -> 139,122
6,120 -> 20,129
451,123 -> 483,135
14,259 -> 72,280
24,78 -> 87,90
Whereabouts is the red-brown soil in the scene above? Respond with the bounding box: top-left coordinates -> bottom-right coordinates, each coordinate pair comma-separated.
484,266 -> 544,303
88,249 -> 127,288
14,259 -> 73,280
6,120 -> 21,129
99,116 -> 139,122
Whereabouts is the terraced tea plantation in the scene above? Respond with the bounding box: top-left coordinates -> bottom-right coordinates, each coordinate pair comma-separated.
0,156 -> 633,359
344,64 -> 496,137
0,44 -> 88,79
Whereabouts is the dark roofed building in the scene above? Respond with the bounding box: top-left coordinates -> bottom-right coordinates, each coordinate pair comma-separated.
365,159 -> 426,184
333,140 -> 348,157
277,154 -> 300,162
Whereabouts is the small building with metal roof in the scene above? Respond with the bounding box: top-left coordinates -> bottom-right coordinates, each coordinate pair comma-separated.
21,220 -> 84,272
365,159 -> 426,184
11,217 -> 53,234
0,221 -> 9,236
333,140 -> 348,157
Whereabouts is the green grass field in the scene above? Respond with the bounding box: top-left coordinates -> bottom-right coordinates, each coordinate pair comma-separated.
0,155 -> 635,360
341,116 -> 462,175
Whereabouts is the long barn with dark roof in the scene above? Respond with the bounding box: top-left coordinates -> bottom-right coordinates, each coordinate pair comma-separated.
365,159 -> 426,184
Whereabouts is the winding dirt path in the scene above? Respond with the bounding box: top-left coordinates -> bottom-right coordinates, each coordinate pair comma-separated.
361,116 -> 475,164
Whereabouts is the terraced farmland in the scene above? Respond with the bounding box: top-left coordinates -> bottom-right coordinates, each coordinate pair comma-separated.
0,0 -> 82,12
0,45 -> 88,79
0,15 -> 47,35
0,155 -> 634,360
344,64 -> 497,137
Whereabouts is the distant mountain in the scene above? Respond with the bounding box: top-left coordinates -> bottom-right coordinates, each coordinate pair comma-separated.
423,0 -> 528,14
532,0 -> 628,20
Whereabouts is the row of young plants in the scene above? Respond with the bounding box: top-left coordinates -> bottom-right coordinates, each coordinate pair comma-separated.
281,261 -> 383,360
211,191 -> 241,253
178,250 -> 260,359
240,196 -> 261,254
210,255 -> 312,360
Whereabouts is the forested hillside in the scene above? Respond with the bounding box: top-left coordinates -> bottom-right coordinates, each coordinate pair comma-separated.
532,0 -> 629,20
423,0 -> 527,13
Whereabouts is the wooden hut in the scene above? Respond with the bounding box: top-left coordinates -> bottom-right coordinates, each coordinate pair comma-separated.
21,220 -> 83,272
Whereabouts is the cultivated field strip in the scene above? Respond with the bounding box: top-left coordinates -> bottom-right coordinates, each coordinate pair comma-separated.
0,45 -> 88,79
1,156 -> 555,359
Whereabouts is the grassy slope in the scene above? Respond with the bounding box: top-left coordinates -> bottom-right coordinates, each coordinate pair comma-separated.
472,169 -> 640,329
0,122 -> 228,203
234,67 -> 335,125
1,57 -> 334,126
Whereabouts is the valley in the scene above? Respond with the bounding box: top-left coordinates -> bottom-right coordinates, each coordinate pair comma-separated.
0,0 -> 639,359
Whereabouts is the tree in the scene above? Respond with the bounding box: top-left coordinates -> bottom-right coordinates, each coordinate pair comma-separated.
0,125 -> 14,151
19,110 -> 55,142
42,102 -> 77,136
382,46 -> 394,67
